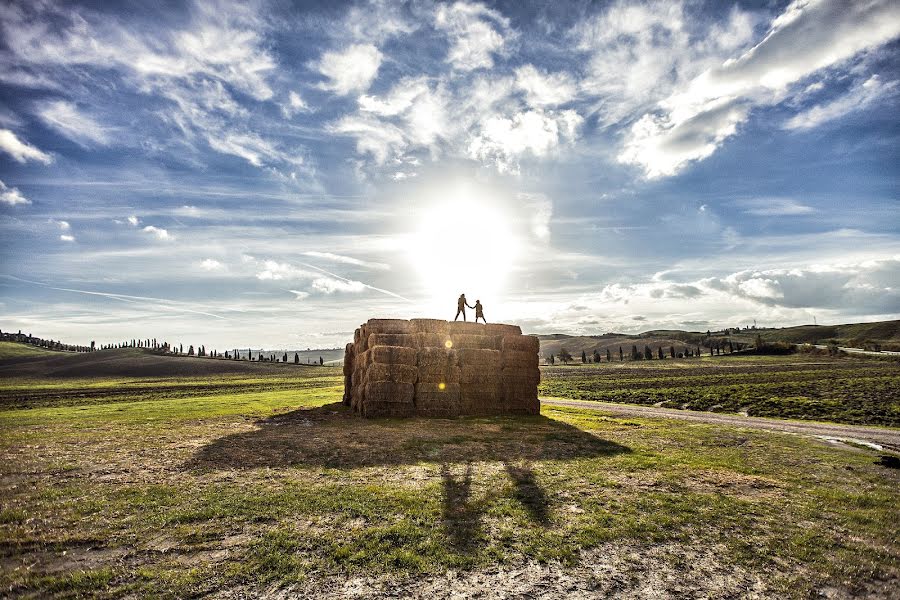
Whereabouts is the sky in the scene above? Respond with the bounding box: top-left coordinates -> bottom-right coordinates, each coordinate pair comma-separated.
0,0 -> 898,350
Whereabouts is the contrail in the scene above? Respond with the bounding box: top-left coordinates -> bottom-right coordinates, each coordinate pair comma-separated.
298,262 -> 412,302
3,275 -> 228,320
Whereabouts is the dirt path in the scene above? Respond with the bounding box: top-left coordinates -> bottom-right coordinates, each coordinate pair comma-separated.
542,397 -> 900,453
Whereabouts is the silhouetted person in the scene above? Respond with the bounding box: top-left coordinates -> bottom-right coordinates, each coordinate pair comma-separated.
454,293 -> 474,321
474,300 -> 486,323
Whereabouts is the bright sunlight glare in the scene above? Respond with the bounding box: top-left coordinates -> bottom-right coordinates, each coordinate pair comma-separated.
410,193 -> 520,318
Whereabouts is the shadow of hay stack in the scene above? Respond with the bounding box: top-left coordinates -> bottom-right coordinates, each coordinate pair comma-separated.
188,402 -> 630,470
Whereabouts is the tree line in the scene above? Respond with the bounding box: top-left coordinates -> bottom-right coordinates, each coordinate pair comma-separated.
0,329 -> 326,365
545,340 -> 748,364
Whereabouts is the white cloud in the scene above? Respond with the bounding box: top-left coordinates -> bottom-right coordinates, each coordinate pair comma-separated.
36,100 -> 110,146
311,276 -> 366,294
739,198 -> 815,216
0,128 -> 53,164
515,65 -> 577,108
303,251 -> 390,271
467,109 -> 583,174
316,44 -> 383,96
289,289 -> 310,300
2,1 -> 294,168
0,180 -> 31,206
329,114 -> 407,164
435,1 -> 510,71
59,234 -> 75,242
784,75 -> 898,130
281,90 -> 310,118
255,260 -> 318,281
143,225 -> 173,240
199,258 -> 224,271
54,219 -> 70,230
127,215 -> 140,226
617,0 -> 900,178
575,1 -> 757,125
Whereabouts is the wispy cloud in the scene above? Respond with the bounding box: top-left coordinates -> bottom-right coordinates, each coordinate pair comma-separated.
616,0 -> 900,177
0,128 -> 52,164
0,180 -> 31,206
302,251 -> 390,271
784,75 -> 898,130
36,100 -> 111,146
739,198 -> 815,216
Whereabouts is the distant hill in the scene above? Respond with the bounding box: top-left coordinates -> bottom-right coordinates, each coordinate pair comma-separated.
0,344 -> 330,378
536,319 -> 900,357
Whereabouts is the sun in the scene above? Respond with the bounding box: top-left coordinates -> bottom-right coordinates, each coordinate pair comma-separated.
409,192 -> 520,317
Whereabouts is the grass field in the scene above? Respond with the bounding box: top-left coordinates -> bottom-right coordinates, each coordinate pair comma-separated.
1,349 -> 899,598
540,355 -> 900,427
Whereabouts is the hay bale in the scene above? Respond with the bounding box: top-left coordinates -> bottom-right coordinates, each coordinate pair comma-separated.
460,367 -> 503,385
416,333 -> 452,349
368,333 -> 417,349
459,383 -> 504,415
484,324 -> 522,336
450,334 -> 500,350
342,374 -> 352,405
415,382 -> 461,416
448,321 -> 483,335
368,345 -> 417,366
364,381 -> 414,404
365,319 -> 412,334
501,350 -> 538,368
418,347 -> 458,368
343,343 -> 355,376
456,348 -> 501,369
501,369 -> 540,385
417,366 -> 460,384
366,362 -> 418,384
410,318 -> 450,335
500,335 -> 540,353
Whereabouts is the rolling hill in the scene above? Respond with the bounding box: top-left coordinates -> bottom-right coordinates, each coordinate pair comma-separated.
0,343 -> 326,378
536,319 -> 900,357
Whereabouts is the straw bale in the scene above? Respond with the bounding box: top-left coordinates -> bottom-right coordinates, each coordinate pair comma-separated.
366,318 -> 412,334
417,347 -> 458,368
448,321 -> 484,335
417,366 -> 460,384
501,350 -> 538,368
410,318 -> 450,335
501,369 -> 540,385
500,335 -> 539,353
368,333 -> 418,349
364,381 -> 414,404
343,343 -> 355,375
456,348 -> 501,368
416,333 -> 453,349
368,345 -> 417,366
460,367 -> 504,385
450,334 -> 500,350
484,324 -> 522,336
367,362 -> 417,384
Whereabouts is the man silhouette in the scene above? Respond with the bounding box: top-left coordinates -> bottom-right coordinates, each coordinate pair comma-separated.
474,300 -> 486,323
455,293 -> 474,321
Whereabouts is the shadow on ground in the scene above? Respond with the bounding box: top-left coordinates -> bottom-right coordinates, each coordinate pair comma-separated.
188,402 -> 630,470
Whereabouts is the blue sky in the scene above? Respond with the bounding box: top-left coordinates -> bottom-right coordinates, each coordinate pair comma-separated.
0,0 -> 898,350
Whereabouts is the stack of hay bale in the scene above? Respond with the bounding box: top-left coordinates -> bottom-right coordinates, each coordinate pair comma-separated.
342,318 -> 540,418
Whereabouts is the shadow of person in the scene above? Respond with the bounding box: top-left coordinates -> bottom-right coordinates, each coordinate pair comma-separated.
187,402 -> 630,470
440,462 -> 483,550
504,462 -> 551,526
